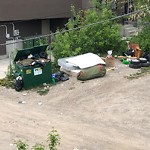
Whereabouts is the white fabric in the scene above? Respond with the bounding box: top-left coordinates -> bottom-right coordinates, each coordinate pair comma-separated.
66,53 -> 105,69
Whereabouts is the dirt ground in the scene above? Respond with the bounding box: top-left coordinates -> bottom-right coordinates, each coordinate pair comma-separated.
0,60 -> 150,150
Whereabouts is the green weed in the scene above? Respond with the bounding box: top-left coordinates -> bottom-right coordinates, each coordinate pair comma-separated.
31,143 -> 45,150
125,66 -> 150,80
48,129 -> 60,150
14,140 -> 28,150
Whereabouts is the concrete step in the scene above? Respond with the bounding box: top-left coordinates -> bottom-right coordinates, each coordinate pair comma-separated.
121,23 -> 138,37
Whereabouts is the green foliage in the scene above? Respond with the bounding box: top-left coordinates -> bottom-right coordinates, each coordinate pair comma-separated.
52,1 -> 124,64
131,25 -> 150,51
7,50 -> 16,78
0,76 -> 14,88
130,3 -> 150,52
31,143 -> 45,150
0,64 -> 15,88
47,129 -> 60,150
134,0 -> 149,9
6,64 -> 14,78
14,129 -> 60,150
14,140 -> 29,150
37,87 -> 49,96
34,37 -> 49,46
23,37 -> 49,49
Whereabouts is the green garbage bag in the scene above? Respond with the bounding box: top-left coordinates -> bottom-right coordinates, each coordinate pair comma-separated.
77,65 -> 106,81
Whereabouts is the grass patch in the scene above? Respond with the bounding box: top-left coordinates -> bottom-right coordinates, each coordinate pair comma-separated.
0,77 -> 14,88
125,66 -> 150,80
36,83 -> 53,96
37,88 -> 50,96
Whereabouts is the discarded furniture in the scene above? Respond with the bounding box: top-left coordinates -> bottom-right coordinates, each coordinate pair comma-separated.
58,53 -> 106,79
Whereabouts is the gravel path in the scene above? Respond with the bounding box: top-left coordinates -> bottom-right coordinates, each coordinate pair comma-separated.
0,60 -> 150,150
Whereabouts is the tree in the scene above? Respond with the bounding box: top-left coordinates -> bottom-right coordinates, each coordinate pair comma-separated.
131,0 -> 150,52
52,0 -> 125,64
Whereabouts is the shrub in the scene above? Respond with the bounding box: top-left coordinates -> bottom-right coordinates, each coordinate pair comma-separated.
52,1 -> 124,65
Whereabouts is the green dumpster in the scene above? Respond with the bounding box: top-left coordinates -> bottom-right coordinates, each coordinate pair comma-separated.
14,45 -> 52,91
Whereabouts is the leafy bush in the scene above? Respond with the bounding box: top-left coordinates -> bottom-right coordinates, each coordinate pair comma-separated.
14,129 -> 60,150
0,65 -> 14,88
131,29 -> 150,52
14,140 -> 29,150
0,77 -> 14,88
52,1 -> 125,65
48,129 -> 60,150
131,16 -> 150,52
130,1 -> 150,52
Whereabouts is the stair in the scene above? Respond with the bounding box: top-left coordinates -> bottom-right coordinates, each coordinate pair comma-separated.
121,23 -> 138,37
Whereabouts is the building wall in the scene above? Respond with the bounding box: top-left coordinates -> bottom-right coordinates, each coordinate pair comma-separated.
6,39 -> 23,57
0,0 -> 82,21
50,18 -> 68,32
15,20 -> 41,38
0,0 -> 106,57
82,0 -> 92,10
0,20 -> 42,56
42,20 -> 50,35
0,0 -> 83,56
0,27 -> 6,56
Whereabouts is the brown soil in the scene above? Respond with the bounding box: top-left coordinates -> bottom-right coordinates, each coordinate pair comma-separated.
0,60 -> 150,150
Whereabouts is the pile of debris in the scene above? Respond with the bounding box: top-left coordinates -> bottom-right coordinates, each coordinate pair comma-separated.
58,53 -> 106,81
118,42 -> 150,69
16,52 -> 49,68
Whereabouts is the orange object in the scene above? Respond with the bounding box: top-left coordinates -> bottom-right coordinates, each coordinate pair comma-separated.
128,43 -> 142,58
134,48 -> 142,58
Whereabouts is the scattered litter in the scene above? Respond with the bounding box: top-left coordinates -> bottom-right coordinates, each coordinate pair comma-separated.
18,100 -> 26,104
43,83 -> 47,86
38,102 -> 42,106
28,54 -> 33,59
23,93 -> 27,96
74,148 -> 79,150
10,143 -> 14,146
52,71 -> 69,82
37,88 -> 49,96
122,58 -> 130,65
106,67 -> 115,72
44,86 -> 48,90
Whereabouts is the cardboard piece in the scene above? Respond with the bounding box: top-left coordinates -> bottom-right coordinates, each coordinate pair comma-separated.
105,57 -> 115,67
128,43 -> 142,58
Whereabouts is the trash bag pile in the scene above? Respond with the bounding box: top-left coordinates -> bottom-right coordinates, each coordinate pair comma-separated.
52,71 -> 69,82
16,51 -> 50,67
77,65 -> 106,81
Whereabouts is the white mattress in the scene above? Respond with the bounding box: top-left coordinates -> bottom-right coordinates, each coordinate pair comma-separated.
58,53 -> 106,70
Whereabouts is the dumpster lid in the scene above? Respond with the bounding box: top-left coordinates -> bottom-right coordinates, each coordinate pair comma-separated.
14,45 -> 48,61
